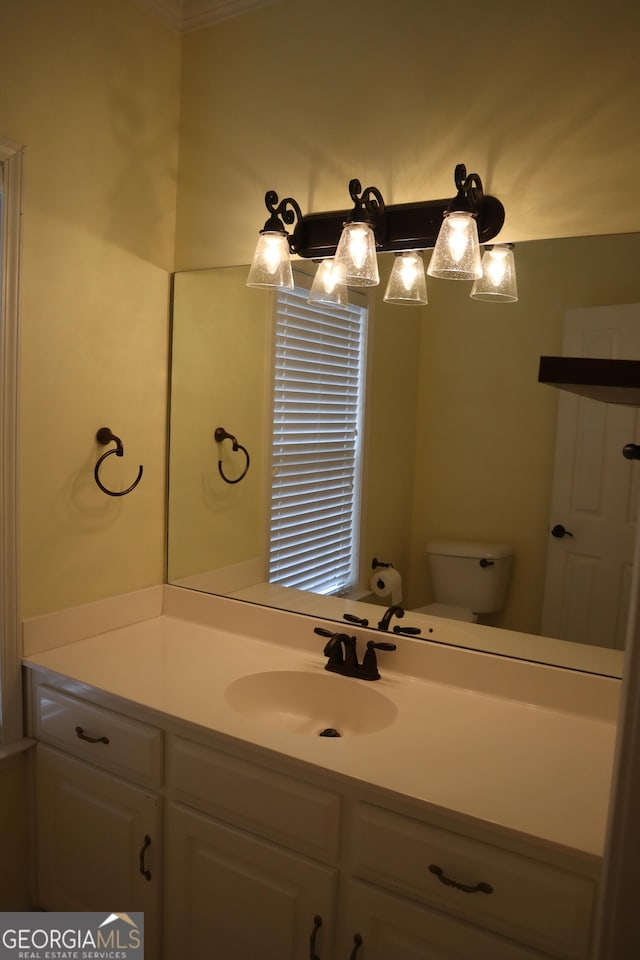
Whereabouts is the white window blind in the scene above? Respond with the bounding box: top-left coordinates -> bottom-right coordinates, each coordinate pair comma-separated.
269,277 -> 367,595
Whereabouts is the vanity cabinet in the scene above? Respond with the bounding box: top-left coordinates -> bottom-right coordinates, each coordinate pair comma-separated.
26,670 -> 600,960
347,802 -> 594,960
31,684 -> 163,959
339,880 -> 548,959
163,734 -> 339,959
164,802 -> 335,960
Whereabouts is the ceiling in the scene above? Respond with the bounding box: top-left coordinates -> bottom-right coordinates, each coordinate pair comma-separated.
136,0 -> 282,31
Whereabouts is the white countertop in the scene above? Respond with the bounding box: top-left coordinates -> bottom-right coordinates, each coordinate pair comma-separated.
23,597 -> 618,861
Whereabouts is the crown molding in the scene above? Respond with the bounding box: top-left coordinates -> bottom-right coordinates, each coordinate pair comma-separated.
132,0 -> 183,29
182,0 -> 281,30
133,0 -> 282,31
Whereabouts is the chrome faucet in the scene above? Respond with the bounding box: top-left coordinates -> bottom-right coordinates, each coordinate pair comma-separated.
377,604 -> 405,631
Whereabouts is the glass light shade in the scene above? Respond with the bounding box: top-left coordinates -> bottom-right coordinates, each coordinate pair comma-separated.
427,210 -> 482,280
246,231 -> 294,289
308,259 -> 348,307
383,251 -> 428,306
470,245 -> 518,302
333,221 -> 379,286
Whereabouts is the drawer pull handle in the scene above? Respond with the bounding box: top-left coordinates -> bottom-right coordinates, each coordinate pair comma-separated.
139,834 -> 152,881
309,914 -> 322,959
75,725 -> 110,745
429,863 -> 493,895
349,933 -> 363,959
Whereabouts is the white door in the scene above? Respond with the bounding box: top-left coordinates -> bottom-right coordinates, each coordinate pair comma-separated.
541,303 -> 640,648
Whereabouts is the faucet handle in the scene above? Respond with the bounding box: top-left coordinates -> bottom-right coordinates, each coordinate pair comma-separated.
343,613 -> 369,627
315,627 -> 351,669
393,625 -> 422,636
360,640 -> 397,680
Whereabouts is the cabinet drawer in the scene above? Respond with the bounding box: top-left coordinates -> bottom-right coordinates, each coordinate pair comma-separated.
33,684 -> 163,787
351,803 -> 595,960
167,735 -> 341,861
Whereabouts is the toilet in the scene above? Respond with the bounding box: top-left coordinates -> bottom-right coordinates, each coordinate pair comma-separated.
413,539 -> 514,623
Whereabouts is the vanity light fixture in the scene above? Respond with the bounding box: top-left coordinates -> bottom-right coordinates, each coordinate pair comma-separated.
383,251 -> 428,305
246,190 -> 303,290
470,243 -> 518,302
307,258 -> 349,306
246,164 -> 507,300
427,164 -> 484,281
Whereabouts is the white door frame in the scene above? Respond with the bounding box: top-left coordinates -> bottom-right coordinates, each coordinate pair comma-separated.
0,136 -> 24,746
593,513 -> 640,957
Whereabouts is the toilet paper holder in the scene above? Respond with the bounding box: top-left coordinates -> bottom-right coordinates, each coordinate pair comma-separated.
371,557 -> 393,570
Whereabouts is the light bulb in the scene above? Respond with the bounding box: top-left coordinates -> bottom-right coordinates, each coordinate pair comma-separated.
347,225 -> 370,269
383,251 -> 427,305
333,221 -> 379,286
470,244 -> 518,302
308,259 -> 348,306
246,231 -> 294,289
427,210 -> 482,280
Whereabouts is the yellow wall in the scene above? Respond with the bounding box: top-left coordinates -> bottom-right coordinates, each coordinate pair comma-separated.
168,260 -> 422,591
0,0 -> 181,618
174,0 -> 640,270
408,233 -> 640,633
358,260 -> 421,590
0,753 -> 31,908
169,266 -> 271,579
2,0 -> 637,618
173,0 -> 640,628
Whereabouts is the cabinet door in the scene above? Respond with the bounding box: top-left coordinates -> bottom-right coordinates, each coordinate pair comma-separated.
339,881 -> 548,960
165,801 -> 336,960
35,745 -> 161,959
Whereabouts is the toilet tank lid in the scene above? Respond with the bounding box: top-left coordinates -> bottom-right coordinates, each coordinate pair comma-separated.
426,539 -> 513,560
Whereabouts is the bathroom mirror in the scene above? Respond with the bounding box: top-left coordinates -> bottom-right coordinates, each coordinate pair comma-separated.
168,231 -> 640,677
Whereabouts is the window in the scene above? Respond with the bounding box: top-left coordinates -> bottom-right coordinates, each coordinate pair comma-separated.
268,274 -> 368,595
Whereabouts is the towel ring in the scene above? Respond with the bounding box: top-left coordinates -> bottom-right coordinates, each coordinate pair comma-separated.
214,426 -> 250,485
94,427 -> 143,497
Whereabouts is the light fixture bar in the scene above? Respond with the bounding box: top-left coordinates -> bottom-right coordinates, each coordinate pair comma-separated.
290,194 -> 504,260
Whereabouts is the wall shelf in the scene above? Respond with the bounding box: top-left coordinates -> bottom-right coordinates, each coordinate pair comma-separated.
538,356 -> 640,406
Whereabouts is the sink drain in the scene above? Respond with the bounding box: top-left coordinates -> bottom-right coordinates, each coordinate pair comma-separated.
319,727 -> 341,738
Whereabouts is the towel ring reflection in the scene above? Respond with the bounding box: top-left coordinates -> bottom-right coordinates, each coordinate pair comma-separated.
94,427 -> 143,497
215,426 -> 250,484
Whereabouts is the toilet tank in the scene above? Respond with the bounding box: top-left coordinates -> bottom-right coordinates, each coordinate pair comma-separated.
426,540 -> 513,614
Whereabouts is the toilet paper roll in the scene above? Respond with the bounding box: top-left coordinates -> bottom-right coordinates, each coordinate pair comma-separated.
369,567 -> 403,606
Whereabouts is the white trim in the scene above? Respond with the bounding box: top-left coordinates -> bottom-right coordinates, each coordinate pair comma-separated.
22,585 -> 163,657
132,0 -> 282,32
131,0 -> 184,29
0,738 -> 34,763
182,0 -> 281,31
592,518 -> 640,956
0,137 -> 23,745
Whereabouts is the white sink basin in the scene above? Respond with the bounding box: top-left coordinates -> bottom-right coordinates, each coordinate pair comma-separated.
224,669 -> 398,736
